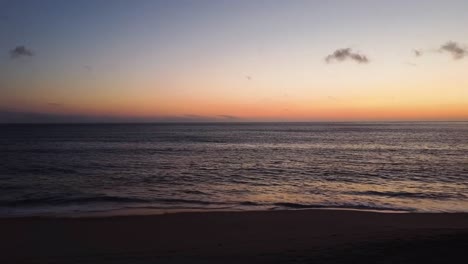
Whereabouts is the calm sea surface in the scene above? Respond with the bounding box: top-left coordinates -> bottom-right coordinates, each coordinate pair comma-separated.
1,122 -> 467,216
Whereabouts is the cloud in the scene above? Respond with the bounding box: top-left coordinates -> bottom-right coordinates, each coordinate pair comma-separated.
0,109 -> 244,123
325,48 -> 369,64
9,45 -> 34,59
47,103 -> 63,107
439,41 -> 467,59
218,115 -> 238,120
183,114 -> 206,119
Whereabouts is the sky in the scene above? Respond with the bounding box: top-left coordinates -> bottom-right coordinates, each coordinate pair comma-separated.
1,0 -> 468,122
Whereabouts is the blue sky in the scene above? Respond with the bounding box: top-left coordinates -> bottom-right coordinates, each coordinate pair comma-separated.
1,0 -> 468,122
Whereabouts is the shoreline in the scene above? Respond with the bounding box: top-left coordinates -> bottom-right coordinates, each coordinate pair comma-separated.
2,209 -> 468,263
0,206 -> 414,219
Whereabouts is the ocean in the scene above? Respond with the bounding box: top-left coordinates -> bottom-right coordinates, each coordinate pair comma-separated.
1,122 -> 467,216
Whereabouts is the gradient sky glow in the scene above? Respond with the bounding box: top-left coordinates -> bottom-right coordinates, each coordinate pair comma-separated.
1,0 -> 468,122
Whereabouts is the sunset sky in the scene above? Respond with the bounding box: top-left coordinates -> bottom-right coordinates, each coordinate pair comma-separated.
1,0 -> 468,122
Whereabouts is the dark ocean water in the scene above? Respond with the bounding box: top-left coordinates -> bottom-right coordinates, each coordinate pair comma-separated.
1,122 -> 468,216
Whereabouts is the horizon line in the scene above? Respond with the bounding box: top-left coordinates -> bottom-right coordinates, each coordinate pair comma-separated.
1,120 -> 467,125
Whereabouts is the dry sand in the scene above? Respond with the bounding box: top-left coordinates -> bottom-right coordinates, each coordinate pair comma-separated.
1,209 -> 468,263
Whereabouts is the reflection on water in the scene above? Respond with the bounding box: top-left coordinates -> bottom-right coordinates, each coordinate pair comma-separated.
1,122 -> 467,216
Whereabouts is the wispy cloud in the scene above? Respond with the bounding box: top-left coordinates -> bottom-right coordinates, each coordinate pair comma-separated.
325,48 -> 369,64
439,41 -> 467,60
415,41 -> 467,60
0,110 -> 240,123
218,115 -> 238,120
9,45 -> 34,59
47,103 -> 63,107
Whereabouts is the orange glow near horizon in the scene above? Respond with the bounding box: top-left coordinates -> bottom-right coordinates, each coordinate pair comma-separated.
3,50 -> 467,122
5,94 -> 466,121
2,1 -> 468,122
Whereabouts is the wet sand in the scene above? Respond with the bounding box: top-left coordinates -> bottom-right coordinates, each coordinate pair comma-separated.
1,209 -> 468,263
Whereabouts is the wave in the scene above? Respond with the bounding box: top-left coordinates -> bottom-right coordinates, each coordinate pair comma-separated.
1,193 -> 417,212
349,190 -> 464,199
235,201 -> 411,212
271,202 -> 411,212
239,201 -> 261,206
151,198 -> 227,205
0,196 -> 230,208
0,196 -> 150,207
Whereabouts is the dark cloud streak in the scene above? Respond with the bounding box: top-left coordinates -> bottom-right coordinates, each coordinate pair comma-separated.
47,103 -> 63,107
413,49 -> 422,57
218,115 -> 238,120
9,45 -> 34,59
325,48 -> 369,64
440,41 -> 467,59
0,109 -> 244,123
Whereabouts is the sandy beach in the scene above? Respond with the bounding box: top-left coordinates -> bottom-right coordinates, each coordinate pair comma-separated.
1,209 -> 468,263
